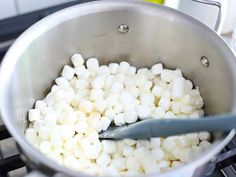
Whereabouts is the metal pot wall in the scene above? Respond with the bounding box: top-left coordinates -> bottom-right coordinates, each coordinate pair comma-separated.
0,0 -> 236,177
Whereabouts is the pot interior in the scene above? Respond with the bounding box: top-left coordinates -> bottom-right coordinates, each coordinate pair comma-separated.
2,1 -> 236,173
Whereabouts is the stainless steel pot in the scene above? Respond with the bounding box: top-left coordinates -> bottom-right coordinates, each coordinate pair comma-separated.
0,0 -> 236,177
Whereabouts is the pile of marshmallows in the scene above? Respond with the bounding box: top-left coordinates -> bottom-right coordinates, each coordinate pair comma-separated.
25,53 -> 212,176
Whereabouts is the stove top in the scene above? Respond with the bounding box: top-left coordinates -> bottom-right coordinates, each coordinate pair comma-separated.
0,1 -> 236,176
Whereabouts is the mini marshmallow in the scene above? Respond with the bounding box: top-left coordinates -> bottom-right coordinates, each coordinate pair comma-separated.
79,100 -> 93,113
129,86 -> 139,98
102,140 -> 116,154
25,128 -> 37,144
98,65 -> 110,76
90,89 -> 104,101
118,61 -> 130,74
199,141 -> 212,149
39,140 -> 52,154
111,82 -> 123,94
151,63 -> 163,75
124,139 -> 136,146
109,63 -> 119,74
180,105 -> 194,114
101,116 -> 111,131
86,58 -> 99,71
29,109 -> 41,122
158,97 -> 171,111
160,69 -> 173,83
126,157 -> 140,171
96,153 -> 111,167
123,145 -> 134,157
111,158 -> 126,171
184,80 -> 193,93
171,102 -> 181,114
114,113 -> 126,126
172,77 -> 185,99
55,77 -> 70,90
152,107 -> 165,118
124,111 -> 138,124
150,138 -> 161,148
94,100 -> 107,113
198,131 -> 211,141
71,53 -> 84,67
152,148 -> 164,162
92,76 -> 104,89
136,105 -> 151,119
75,79 -> 89,90
127,66 -> 137,76
75,65 -> 90,79
120,91 -> 133,105
61,65 -> 75,80
75,121 -> 88,134
60,125 -> 75,140
35,100 -> 47,110
140,93 -> 155,106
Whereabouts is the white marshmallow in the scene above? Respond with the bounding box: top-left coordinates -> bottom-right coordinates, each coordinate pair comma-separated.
75,121 -> 88,134
75,79 -> 89,90
184,80 -> 193,93
111,158 -> 126,171
86,58 -> 99,71
96,153 -> 111,167
35,100 -> 47,110
123,145 -> 134,157
111,82 -> 123,94
75,65 -> 90,79
151,63 -> 163,75
150,138 -> 161,148
71,53 -> 84,67
109,63 -> 119,74
126,157 -> 140,171
39,140 -> 52,154
29,109 -> 41,122
93,100 -> 106,114
79,100 -> 93,113
92,76 -> 104,89
158,97 -> 171,111
140,93 -> 155,106
90,89 -> 104,101
61,65 -> 75,80
198,132 -> 211,141
55,77 -> 70,90
124,139 -> 136,146
136,105 -> 151,119
114,113 -> 126,126
199,141 -> 212,149
120,91 -> 133,105
172,77 -> 185,99
151,148 -> 164,162
118,61 -> 130,74
101,116 -> 111,131
25,128 -> 37,144
102,140 -> 116,154
124,111 -> 138,124
127,66 -> 137,76
180,105 -> 194,114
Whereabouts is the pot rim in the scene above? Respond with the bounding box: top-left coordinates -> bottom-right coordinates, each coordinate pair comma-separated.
0,1 -> 235,176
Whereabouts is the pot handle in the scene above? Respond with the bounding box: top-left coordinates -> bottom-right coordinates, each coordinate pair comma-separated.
192,0 -> 227,34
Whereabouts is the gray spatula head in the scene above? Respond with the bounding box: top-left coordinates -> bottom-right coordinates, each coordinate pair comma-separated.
99,114 -> 236,139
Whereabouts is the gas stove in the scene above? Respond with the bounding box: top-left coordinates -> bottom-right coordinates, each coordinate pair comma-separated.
0,1 -> 236,177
